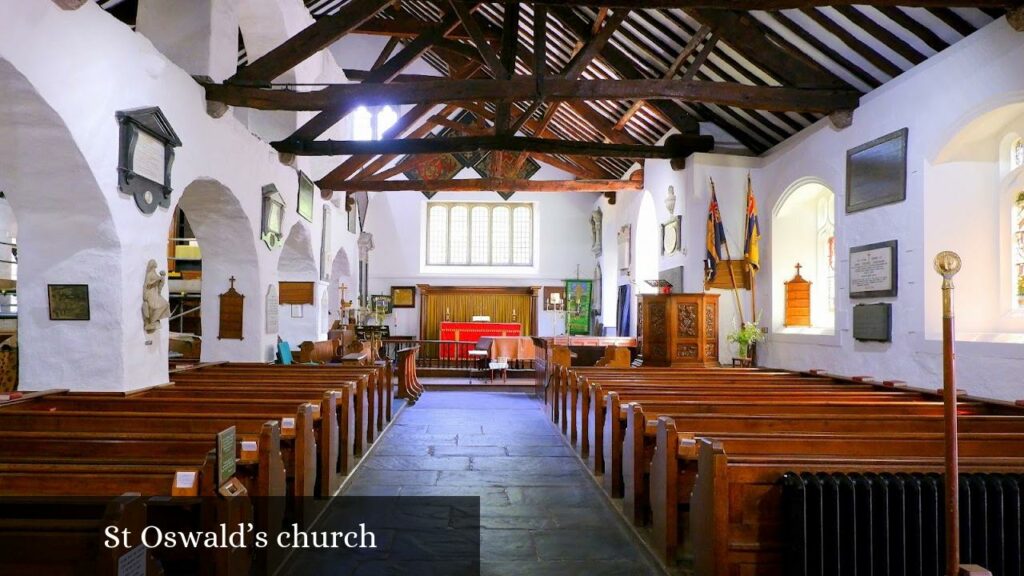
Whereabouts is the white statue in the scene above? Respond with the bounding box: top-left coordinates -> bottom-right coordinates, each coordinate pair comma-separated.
590,209 -> 603,256
665,185 -> 677,214
142,259 -> 170,334
358,232 -> 375,262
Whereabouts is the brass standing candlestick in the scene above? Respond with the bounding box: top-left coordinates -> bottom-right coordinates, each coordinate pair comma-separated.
934,250 -> 962,575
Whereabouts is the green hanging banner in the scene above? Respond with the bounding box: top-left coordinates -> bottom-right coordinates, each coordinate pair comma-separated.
564,279 -> 593,336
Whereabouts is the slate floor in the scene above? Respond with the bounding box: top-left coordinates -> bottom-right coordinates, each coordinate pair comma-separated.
343,392 -> 664,576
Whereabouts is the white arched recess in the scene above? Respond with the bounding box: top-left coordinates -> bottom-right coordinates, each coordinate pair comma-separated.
927,102 -> 1024,340
177,179 -> 262,361
0,1 -> 357,388
327,246 -> 354,331
276,222 -> 321,346
0,58 -> 128,392
770,178 -> 837,335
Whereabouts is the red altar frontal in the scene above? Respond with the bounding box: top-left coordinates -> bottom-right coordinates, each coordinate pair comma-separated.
440,321 -> 522,359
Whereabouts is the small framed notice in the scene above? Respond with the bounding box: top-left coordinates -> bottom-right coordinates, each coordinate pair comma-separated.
849,240 -> 898,299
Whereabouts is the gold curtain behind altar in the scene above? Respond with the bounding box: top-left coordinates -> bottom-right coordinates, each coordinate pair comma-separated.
422,292 -> 534,340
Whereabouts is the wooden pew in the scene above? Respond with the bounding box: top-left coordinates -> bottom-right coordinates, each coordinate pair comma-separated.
169,376 -> 370,457
577,376 -> 922,467
599,388 -> 932,494
194,362 -> 393,425
144,385 -> 357,477
298,339 -> 341,364
0,405 -> 317,525
681,434 -> 1024,575
0,449 -> 253,575
174,363 -> 391,439
0,493 -> 163,576
395,346 -> 422,402
566,371 -> 830,446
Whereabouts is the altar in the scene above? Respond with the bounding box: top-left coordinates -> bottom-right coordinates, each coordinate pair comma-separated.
439,321 -> 522,359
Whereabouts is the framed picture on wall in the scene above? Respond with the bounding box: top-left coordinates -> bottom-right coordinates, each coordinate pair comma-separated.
390,286 -> 416,308
48,284 -> 89,321
297,171 -> 314,222
846,128 -> 908,213
371,294 -> 393,314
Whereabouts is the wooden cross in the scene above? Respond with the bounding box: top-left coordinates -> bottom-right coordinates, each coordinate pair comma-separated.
228,276 -> 236,289
794,263 -> 803,277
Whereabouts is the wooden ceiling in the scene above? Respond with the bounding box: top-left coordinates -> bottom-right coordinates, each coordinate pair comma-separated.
98,1 -> 1018,193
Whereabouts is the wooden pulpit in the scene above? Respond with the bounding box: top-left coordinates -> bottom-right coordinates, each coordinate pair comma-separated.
638,293 -> 720,367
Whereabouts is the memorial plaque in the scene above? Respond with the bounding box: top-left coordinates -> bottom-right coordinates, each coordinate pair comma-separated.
846,128 -> 908,213
116,107 -> 181,214
217,426 -> 236,488
853,303 -> 892,342
265,284 -> 279,334
849,240 -> 898,299
218,277 -> 245,340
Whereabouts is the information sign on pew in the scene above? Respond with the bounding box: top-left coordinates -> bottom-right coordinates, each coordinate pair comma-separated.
217,426 -> 236,488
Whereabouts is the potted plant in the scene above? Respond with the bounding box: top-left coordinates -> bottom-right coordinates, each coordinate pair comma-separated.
727,319 -> 765,359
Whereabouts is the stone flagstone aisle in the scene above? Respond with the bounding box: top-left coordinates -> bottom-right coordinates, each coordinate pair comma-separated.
345,392 -> 664,575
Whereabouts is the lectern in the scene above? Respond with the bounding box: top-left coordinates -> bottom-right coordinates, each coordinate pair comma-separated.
637,293 -> 720,367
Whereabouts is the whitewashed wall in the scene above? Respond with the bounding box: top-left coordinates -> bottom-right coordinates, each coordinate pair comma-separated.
597,17 -> 1024,400
0,0 -> 358,391
363,164 -> 599,337
755,17 -> 1024,401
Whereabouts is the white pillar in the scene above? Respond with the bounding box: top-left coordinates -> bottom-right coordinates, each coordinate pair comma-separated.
136,0 -> 238,82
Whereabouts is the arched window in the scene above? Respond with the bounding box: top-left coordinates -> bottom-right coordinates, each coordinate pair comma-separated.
1014,191 -> 1024,309
815,195 -> 836,322
1012,137 -> 1024,172
378,106 -> 398,136
771,181 -> 837,333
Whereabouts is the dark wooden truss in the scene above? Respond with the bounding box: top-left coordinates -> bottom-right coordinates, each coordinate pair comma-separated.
98,0 -> 1017,193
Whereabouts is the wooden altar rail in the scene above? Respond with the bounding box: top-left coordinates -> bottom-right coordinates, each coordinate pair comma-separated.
379,339 -> 534,371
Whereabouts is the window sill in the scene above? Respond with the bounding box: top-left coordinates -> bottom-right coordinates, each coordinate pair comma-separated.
920,331 -> 1024,359
768,327 -> 840,347
419,264 -> 539,276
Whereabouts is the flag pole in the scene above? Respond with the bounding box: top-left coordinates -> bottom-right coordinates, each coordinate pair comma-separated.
746,174 -> 757,324
711,178 -> 746,326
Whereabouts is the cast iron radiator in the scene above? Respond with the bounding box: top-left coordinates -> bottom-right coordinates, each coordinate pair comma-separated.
780,472 -> 1023,576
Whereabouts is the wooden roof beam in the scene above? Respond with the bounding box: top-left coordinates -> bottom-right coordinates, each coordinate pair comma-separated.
319,174 -> 645,193
286,8 -> 471,142
550,7 -> 699,135
686,8 -> 850,89
204,78 -> 861,115
276,134 -> 713,159
230,0 -> 393,84
489,1 -> 1015,8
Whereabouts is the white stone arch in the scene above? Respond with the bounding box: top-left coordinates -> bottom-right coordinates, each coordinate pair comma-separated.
0,57 -> 128,391
327,246 -> 354,328
232,0 -> 326,142
176,178 -> 262,360
926,101 -> 1024,338
770,178 -> 837,334
276,221 -> 319,344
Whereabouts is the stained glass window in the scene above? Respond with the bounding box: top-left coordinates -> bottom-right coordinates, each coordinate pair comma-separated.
1014,192 -> 1024,308
1012,138 -> 1024,172
425,202 -> 534,267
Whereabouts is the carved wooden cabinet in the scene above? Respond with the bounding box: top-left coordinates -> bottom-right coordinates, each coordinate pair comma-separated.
784,266 -> 811,327
638,293 -> 720,367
